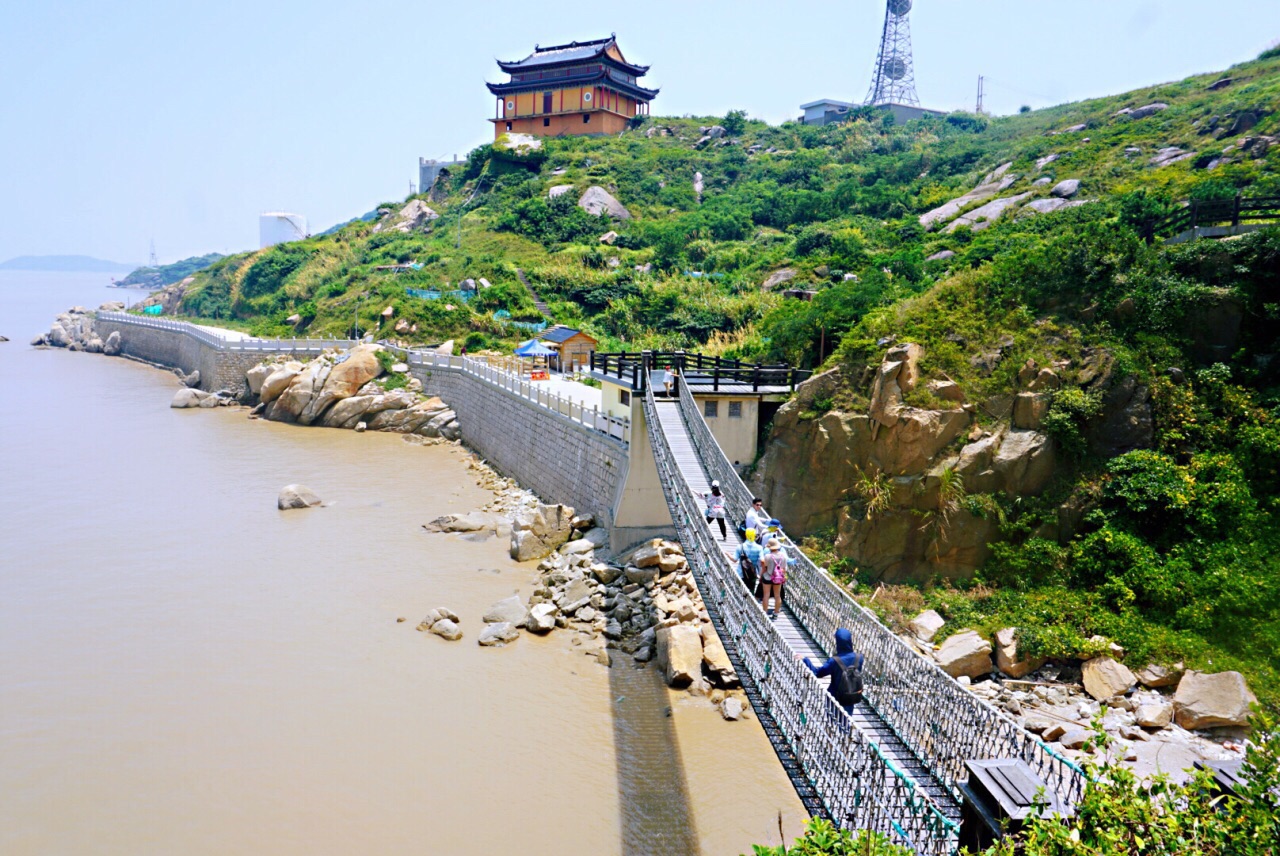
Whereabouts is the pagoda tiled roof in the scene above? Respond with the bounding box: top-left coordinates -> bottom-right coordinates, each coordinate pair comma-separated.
496,36 -> 650,76
486,67 -> 659,102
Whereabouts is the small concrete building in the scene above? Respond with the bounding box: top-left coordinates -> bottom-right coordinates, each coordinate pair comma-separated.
419,156 -> 466,194
800,98 -> 945,127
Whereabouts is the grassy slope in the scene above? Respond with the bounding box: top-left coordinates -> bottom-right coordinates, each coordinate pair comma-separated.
169,52 -> 1280,703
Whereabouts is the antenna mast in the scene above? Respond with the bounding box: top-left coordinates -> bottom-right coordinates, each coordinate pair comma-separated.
148,239 -> 159,268
976,75 -> 985,114
865,0 -> 920,107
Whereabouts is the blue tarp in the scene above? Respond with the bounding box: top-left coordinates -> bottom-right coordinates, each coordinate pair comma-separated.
514,339 -> 556,357
407,288 -> 473,302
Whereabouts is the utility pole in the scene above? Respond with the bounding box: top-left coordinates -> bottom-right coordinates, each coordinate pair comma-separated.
975,76 -> 985,114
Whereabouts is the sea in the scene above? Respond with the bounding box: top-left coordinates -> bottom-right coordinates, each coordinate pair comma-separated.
0,271 -> 806,855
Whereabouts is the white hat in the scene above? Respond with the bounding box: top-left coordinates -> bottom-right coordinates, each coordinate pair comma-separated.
711,480 -> 720,488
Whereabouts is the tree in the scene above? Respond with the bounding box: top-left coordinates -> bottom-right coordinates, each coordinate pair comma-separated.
723,109 -> 748,136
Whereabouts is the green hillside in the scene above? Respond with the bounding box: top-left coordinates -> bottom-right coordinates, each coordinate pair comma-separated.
161,49 -> 1280,703
116,252 -> 224,288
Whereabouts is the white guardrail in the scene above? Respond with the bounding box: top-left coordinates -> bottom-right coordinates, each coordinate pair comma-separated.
95,312 -> 630,446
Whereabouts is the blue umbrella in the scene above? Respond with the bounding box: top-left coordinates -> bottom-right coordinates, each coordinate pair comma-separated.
514,339 -> 556,357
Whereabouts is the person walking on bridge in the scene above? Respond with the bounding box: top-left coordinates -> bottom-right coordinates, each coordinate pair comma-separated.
735,529 -> 763,594
760,538 -> 787,620
801,628 -> 865,716
704,480 -> 727,540
745,498 -> 770,543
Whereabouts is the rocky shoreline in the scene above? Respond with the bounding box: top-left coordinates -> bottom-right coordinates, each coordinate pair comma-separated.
425,500 -> 752,720
900,608 -> 1255,777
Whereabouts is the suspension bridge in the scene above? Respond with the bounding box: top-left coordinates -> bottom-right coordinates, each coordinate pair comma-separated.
637,361 -> 1083,855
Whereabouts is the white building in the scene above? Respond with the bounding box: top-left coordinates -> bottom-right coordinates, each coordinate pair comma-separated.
259,212 -> 308,248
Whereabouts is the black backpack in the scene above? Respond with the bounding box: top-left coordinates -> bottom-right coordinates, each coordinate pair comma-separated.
831,653 -> 864,707
738,551 -> 758,592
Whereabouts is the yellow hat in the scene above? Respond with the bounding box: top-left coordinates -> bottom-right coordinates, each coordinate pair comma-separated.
744,528 -> 756,540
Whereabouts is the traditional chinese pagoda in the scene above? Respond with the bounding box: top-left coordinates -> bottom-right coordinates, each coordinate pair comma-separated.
486,35 -> 657,139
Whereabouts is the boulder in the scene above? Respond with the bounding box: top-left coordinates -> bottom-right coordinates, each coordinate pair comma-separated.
1050,179 -> 1081,199
526,603 -> 558,633
908,609 -> 945,643
47,323 -> 70,347
991,431 -> 1055,496
478,622 -> 520,647
1058,729 -> 1092,750
721,697 -> 744,721
277,484 -> 323,510
656,624 -> 704,687
1135,662 -> 1183,688
102,331 -> 122,356
994,628 -> 1045,679
561,538 -> 596,556
934,630 -> 993,679
1013,393 -> 1050,430
509,502 -> 576,561
1081,657 -> 1136,701
628,540 -> 664,568
1135,702 -> 1173,729
548,184 -> 574,199
762,269 -> 796,291
299,344 -> 384,424
322,395 -> 377,429
170,388 -> 210,408
482,595 -> 529,626
246,364 -> 274,396
701,625 -> 738,686
259,367 -> 300,404
578,186 -> 631,220
430,618 -> 463,641
181,370 -> 201,388
1130,102 -> 1169,120
395,199 -> 438,231
1173,671 -> 1256,729
926,250 -> 956,262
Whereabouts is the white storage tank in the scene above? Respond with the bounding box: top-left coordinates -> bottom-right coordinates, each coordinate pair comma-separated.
259,212 -> 308,248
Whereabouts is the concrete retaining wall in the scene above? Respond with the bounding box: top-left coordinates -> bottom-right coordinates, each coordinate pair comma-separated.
93,318 -> 264,392
411,363 -> 628,528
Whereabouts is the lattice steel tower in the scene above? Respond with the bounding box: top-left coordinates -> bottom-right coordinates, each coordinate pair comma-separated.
864,0 -> 920,107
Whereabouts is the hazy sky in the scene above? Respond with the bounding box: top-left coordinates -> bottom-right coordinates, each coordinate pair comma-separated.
3,1 -> 1277,264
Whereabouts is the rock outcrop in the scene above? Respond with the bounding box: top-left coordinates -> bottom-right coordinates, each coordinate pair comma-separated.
509,503 -> 576,561
919,163 -> 1016,229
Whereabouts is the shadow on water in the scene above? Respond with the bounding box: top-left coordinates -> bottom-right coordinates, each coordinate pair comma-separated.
609,655 -> 701,856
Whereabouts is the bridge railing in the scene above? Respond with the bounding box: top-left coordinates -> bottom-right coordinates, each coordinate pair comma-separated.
95,311 -> 356,354
1143,194 -> 1280,242
383,344 -> 631,445
591,350 -> 810,392
644,384 -> 960,855
669,376 -> 1085,811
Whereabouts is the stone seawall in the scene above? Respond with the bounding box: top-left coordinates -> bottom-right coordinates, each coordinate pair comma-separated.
94,318 -> 265,393
412,364 -> 628,529
91,314 -> 629,528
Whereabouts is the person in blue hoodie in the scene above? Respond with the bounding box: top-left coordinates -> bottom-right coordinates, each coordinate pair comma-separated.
801,628 -> 865,716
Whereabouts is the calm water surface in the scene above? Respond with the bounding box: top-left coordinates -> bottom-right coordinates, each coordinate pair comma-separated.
0,272 -> 805,854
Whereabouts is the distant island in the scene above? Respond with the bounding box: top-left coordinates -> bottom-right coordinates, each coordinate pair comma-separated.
0,255 -> 137,273
114,253 -> 226,289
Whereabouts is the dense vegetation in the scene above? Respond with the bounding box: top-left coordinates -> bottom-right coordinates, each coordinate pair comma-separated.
169,50 -> 1280,702
116,252 -> 224,288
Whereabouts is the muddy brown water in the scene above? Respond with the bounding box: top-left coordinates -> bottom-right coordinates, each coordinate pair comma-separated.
0,273 -> 807,855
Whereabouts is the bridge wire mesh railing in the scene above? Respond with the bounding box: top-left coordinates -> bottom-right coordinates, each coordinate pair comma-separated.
643,385 -> 961,855
667,377 -> 1085,811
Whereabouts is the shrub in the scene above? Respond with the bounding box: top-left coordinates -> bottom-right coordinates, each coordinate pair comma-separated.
1040,388 -> 1102,459
722,109 -> 747,136
241,245 -> 311,299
